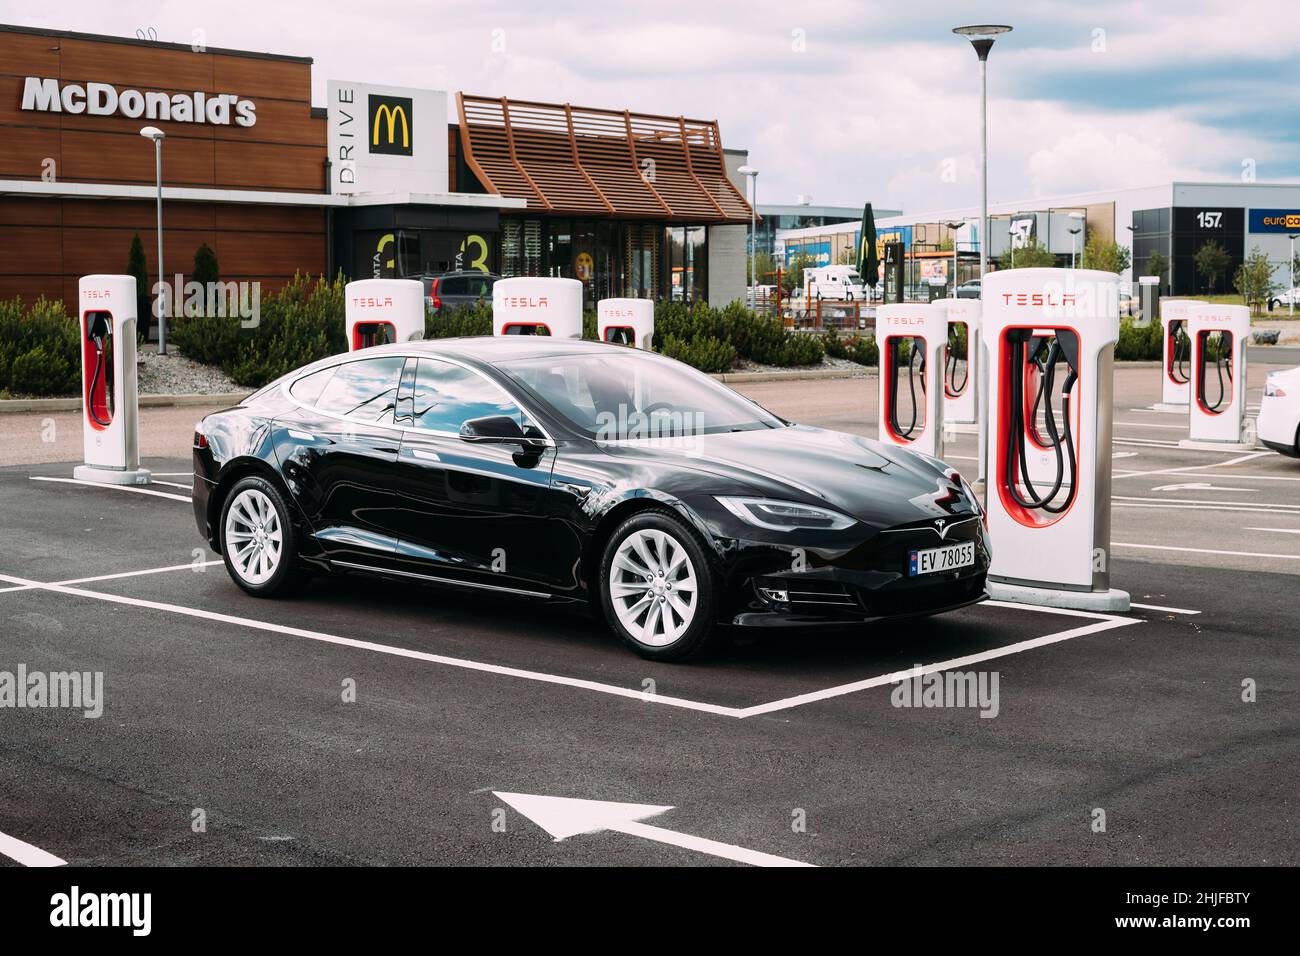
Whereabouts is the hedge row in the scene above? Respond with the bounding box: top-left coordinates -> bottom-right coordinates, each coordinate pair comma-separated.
0,297 -> 81,397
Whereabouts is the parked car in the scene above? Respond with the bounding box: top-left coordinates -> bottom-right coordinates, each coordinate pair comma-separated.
955,279 -> 982,299
421,270 -> 499,314
192,339 -> 990,661
1258,366 -> 1300,456
1268,288 -> 1300,310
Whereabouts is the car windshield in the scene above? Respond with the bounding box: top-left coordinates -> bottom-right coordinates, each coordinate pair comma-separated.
495,349 -> 784,440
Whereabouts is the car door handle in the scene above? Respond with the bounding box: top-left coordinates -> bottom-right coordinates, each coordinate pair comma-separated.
402,447 -> 441,462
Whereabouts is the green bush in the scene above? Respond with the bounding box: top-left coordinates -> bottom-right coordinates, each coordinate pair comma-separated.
823,328 -> 879,366
426,301 -> 493,338
169,272 -> 347,388
659,334 -> 737,373
653,299 -> 821,369
1115,317 -> 1162,361
0,296 -> 80,396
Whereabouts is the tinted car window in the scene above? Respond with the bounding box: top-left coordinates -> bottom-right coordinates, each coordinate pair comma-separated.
314,357 -> 406,423
465,275 -> 493,298
411,358 -> 526,433
289,366 -> 335,405
439,276 -> 467,295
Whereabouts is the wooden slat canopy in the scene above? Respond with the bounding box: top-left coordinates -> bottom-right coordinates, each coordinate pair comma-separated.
458,94 -> 753,223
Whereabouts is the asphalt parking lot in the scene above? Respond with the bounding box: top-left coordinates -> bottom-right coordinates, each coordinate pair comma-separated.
1,362 -> 1297,867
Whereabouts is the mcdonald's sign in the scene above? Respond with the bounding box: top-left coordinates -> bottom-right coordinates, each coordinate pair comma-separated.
368,94 -> 412,155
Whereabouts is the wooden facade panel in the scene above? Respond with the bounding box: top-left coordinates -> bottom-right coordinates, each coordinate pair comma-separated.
214,141 -> 324,192
0,226 -> 64,272
0,30 -> 62,77
57,130 -> 216,187
0,123 -> 62,180
60,200 -> 217,231
54,37 -> 216,91
213,203 -> 324,232
0,274 -> 65,304
213,229 -> 325,276
0,197 -> 62,225
212,54 -> 311,103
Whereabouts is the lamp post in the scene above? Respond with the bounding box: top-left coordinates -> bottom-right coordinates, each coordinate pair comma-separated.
945,220 -> 963,295
140,126 -> 167,354
738,165 -> 759,309
1068,211 -> 1085,269
1290,233 -> 1298,318
954,24 -> 1012,282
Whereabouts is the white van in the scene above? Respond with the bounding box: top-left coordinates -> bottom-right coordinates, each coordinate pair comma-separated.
806,265 -> 867,300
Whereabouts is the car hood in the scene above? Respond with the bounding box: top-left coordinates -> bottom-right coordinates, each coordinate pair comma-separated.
602,424 -> 975,528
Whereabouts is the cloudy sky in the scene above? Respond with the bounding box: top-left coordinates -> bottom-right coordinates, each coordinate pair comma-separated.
8,0 -> 1299,214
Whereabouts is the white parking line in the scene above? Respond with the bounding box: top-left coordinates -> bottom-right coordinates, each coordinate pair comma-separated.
29,476 -> 191,503
1129,602 -> 1202,615
0,560 -> 223,595
1244,527 -> 1300,534
1113,542 -> 1300,560
0,830 -> 66,867
0,569 -> 1143,720
734,612 -> 1139,719
1114,421 -> 1189,430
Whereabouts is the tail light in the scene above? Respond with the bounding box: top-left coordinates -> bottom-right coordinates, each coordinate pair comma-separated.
193,428 -> 208,450
429,278 -> 442,311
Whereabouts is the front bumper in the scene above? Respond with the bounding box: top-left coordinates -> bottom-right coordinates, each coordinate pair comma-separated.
1256,395 -> 1298,453
709,513 -> 992,628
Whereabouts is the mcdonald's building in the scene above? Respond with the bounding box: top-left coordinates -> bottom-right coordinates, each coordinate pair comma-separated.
0,23 -> 754,311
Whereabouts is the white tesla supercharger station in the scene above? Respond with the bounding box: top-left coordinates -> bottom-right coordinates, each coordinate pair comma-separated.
938,297 -> 981,432
982,268 -> 1128,612
74,275 -> 151,486
493,277 -> 583,338
598,298 -> 654,349
345,279 -> 425,352
1155,298 -> 1203,411
877,303 -> 946,460
1179,303 -> 1253,450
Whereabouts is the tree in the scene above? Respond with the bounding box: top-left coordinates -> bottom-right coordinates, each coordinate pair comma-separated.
783,254 -> 814,293
193,242 -> 220,286
1233,245 -> 1279,312
1081,235 -> 1132,275
1193,239 -> 1231,294
127,233 -> 151,339
1145,250 -> 1169,293
836,247 -> 855,265
997,238 -> 1056,270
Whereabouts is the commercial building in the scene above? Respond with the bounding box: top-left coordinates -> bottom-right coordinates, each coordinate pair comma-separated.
0,23 -> 752,310
778,182 -> 1300,296
758,202 -> 900,263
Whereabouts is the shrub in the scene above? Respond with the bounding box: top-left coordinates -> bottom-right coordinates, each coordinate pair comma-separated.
192,243 -> 220,289
426,301 -> 493,338
169,272 -> 347,388
652,299 -> 821,369
659,334 -> 737,374
823,328 -> 879,366
0,296 -> 80,396
1115,317 -> 1162,361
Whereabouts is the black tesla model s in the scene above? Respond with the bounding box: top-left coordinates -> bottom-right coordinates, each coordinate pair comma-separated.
192,337 -> 990,660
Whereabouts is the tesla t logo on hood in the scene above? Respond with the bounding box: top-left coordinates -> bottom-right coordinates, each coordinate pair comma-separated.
934,519 -> 951,540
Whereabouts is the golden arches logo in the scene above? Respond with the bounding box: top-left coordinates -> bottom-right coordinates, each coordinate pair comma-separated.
368,94 -> 413,155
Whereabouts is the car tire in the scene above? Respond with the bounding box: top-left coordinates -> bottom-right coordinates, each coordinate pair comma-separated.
599,509 -> 719,662
219,475 -> 306,598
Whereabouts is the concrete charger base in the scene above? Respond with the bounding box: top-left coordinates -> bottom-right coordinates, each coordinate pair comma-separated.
73,465 -> 153,486
987,579 -> 1131,613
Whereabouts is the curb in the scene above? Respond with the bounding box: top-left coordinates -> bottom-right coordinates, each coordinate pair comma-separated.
0,392 -> 249,415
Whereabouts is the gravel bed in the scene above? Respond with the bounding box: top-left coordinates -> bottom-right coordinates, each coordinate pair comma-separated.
136,346 -> 242,395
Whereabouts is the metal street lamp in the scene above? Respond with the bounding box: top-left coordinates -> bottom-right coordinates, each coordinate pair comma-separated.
1290,233 -> 1298,318
738,165 -> 759,309
1068,211 -> 1085,268
945,221 -> 963,295
140,126 -> 167,354
953,24 -> 1012,282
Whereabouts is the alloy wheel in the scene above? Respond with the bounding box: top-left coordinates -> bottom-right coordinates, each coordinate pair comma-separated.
609,528 -> 698,647
224,488 -> 283,586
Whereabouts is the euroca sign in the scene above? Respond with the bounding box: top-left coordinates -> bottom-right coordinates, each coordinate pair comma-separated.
1249,209 -> 1300,234
20,76 -> 257,126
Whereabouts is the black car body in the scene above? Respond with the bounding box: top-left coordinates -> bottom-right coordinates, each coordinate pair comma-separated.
193,338 -> 989,659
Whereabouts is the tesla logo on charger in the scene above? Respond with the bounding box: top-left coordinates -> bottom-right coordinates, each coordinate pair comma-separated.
351,296 -> 394,308
500,296 -> 549,308
1001,293 -> 1078,307
83,290 -> 113,299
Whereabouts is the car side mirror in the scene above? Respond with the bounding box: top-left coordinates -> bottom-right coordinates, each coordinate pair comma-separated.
460,415 -> 547,450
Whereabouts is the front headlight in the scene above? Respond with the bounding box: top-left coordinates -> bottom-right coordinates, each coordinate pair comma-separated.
715,496 -> 856,532
1264,375 -> 1286,398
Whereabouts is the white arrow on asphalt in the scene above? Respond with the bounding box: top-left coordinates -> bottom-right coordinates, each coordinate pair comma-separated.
1152,482 -> 1252,493
494,792 -> 815,867
0,830 -> 66,867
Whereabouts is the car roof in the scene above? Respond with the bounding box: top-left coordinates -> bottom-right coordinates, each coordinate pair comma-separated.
340,336 -> 632,366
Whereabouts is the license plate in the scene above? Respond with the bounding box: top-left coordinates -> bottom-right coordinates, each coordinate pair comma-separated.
908,541 -> 975,577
